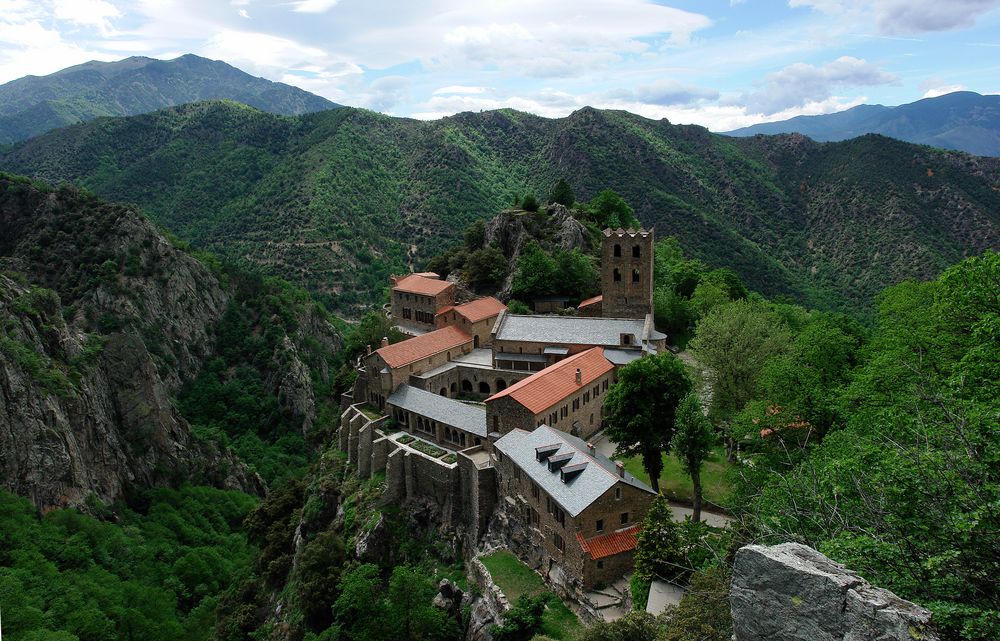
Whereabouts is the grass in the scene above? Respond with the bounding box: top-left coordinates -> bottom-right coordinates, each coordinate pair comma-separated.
480,550 -> 583,641
409,438 -> 447,459
622,445 -> 733,508
358,404 -> 383,420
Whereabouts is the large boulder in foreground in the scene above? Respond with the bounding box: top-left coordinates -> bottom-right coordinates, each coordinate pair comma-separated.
731,543 -> 939,641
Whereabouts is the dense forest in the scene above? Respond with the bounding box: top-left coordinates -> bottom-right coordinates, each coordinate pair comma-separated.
2,101 -> 997,317
1,176 -> 996,641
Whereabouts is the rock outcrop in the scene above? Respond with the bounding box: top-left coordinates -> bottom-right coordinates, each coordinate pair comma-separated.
0,176 -> 339,510
482,203 -> 591,300
730,543 -> 940,641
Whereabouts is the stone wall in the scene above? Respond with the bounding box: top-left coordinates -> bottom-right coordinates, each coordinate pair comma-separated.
601,229 -> 653,319
730,543 -> 941,641
392,286 -> 454,333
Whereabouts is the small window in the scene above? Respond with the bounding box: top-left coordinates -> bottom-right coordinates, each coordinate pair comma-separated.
615,487 -> 622,500
632,268 -> 640,283
531,483 -> 539,499
614,244 -> 622,257
620,512 -> 629,525
632,245 -> 641,258
596,519 -> 604,533
554,533 -> 565,552
613,268 -> 622,282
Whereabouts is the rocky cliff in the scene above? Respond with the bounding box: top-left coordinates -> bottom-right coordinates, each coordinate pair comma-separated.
730,543 -> 940,641
0,175 -> 341,509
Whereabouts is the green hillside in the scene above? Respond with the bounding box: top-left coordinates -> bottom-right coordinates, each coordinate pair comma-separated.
0,54 -> 338,144
3,101 -> 998,317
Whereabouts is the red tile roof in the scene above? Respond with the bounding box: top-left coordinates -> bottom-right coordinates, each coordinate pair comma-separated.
485,347 -> 614,414
439,296 -> 506,323
578,294 -> 603,309
576,525 -> 641,560
375,326 -> 472,369
393,274 -> 454,296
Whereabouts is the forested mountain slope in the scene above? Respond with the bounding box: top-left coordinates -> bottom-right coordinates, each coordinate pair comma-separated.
3,101 -> 998,317
0,174 -> 343,510
725,91 -> 1000,157
0,54 -> 338,143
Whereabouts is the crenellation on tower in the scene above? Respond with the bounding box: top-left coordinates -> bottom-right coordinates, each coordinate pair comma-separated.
600,227 -> 654,319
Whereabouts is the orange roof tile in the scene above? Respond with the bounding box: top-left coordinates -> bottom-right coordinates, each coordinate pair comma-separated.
578,294 -> 603,309
486,347 -> 613,414
393,274 -> 454,296
375,326 -> 472,369
576,525 -> 641,560
442,296 -> 506,323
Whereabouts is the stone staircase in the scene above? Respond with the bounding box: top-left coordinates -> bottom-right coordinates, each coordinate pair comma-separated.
583,577 -> 630,621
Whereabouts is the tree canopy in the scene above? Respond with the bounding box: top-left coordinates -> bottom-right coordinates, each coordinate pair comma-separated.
603,352 -> 692,492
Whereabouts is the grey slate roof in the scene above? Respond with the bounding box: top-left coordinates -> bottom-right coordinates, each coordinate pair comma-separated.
495,314 -> 661,349
387,384 -> 487,437
604,348 -> 644,365
493,425 -> 654,517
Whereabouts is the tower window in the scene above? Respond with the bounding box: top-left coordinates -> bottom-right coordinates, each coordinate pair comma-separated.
613,268 -> 621,282
632,269 -> 640,283
632,245 -> 641,258
614,244 -> 621,257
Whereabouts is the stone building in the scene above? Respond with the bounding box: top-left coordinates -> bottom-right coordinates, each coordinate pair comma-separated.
485,347 -> 615,440
361,325 -> 473,408
491,312 -> 666,371
391,273 -> 456,333
601,228 -> 653,319
493,425 -> 656,590
435,296 -> 507,348
387,384 -> 488,450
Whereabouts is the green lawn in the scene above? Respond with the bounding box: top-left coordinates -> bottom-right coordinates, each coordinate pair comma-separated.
358,404 -> 384,420
622,445 -> 733,508
480,551 -> 583,640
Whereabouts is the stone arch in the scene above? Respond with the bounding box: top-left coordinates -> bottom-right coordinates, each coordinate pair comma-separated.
474,334 -> 480,348
439,387 -> 448,396
496,379 -> 507,391
462,379 -> 473,392
450,382 -> 457,393
478,381 -> 491,394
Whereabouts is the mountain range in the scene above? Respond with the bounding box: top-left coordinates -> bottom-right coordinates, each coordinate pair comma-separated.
0,54 -> 339,144
724,91 -> 1000,157
1,100 -> 998,319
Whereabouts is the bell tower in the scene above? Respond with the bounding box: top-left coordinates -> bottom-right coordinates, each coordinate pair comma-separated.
601,228 -> 653,319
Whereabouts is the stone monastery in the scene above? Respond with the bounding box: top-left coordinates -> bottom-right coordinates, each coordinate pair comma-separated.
339,228 -> 665,612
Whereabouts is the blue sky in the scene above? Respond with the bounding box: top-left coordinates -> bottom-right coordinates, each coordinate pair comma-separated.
1,0 -> 998,130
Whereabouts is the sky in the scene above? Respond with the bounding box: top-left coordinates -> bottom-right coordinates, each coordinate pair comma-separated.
1,0 -> 999,130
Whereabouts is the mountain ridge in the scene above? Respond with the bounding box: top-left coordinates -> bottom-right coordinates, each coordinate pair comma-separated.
0,54 -> 340,143
724,91 -> 1000,156
2,100 -> 998,320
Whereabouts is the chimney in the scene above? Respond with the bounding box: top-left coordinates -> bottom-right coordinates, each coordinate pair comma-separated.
587,442 -> 595,455
381,336 -> 389,348
366,344 -> 372,355
575,368 -> 582,385
615,461 -> 625,478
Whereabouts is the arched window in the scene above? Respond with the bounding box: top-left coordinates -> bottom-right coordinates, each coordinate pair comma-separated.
462,379 -> 473,392
496,379 -> 507,391
613,268 -> 622,282
632,245 -> 641,258
614,244 -> 622,257
439,387 -> 447,396
632,268 -> 640,283
479,381 -> 491,394
450,382 -> 457,393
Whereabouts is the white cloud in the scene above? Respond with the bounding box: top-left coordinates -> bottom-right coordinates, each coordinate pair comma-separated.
742,56 -> 898,114
52,0 -> 122,36
602,79 -> 719,107
290,0 -> 340,13
433,85 -> 490,95
789,0 -> 1000,35
238,9 -> 249,19
919,78 -> 967,98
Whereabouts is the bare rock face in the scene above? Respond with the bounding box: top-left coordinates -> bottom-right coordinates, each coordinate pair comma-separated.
730,543 -> 940,641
